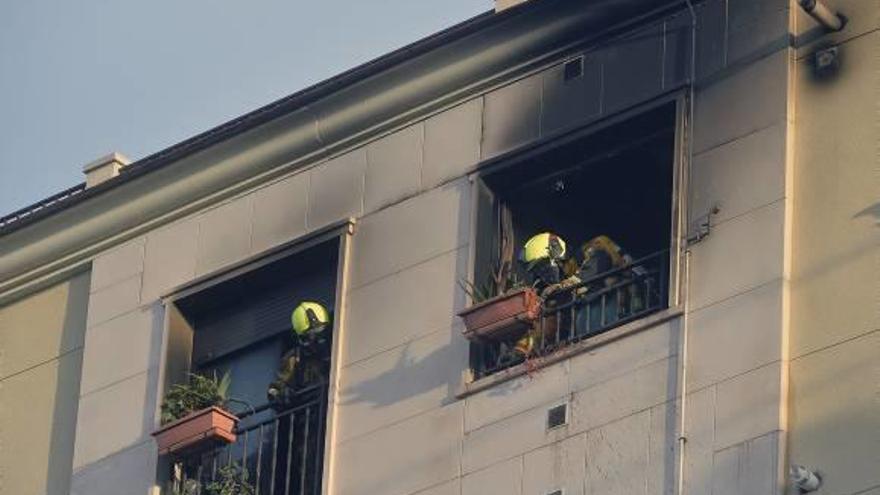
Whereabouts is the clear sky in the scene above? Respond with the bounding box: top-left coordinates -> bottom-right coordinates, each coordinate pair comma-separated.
0,0 -> 491,215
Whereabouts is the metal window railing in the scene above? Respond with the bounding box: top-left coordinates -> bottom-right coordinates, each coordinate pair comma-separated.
472,249 -> 670,379
175,383 -> 327,495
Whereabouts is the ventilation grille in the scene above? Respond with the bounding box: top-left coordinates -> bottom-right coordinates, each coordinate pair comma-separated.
563,57 -> 584,81
547,404 -> 568,429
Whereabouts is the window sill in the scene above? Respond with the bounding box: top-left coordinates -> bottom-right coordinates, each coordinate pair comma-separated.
456,306 -> 683,399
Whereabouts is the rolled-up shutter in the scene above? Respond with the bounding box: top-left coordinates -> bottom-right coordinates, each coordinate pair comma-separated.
180,242 -> 338,366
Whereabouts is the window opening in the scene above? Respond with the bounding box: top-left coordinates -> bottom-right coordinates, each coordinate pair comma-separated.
469,103 -> 677,378
169,239 -> 340,495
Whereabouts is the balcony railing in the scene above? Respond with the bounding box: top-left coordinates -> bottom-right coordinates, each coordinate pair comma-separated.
175,383 -> 327,495
472,249 -> 670,379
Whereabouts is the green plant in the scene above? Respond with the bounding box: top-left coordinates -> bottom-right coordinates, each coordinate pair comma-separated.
458,268 -> 525,304
169,464 -> 254,495
169,478 -> 200,495
160,370 -> 231,424
460,206 -> 528,304
204,464 -> 255,495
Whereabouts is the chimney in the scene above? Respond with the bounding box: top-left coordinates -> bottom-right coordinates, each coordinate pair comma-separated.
496,0 -> 529,12
83,152 -> 130,188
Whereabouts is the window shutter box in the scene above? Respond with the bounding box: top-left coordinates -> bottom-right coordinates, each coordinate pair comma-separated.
152,406 -> 238,456
458,287 -> 541,342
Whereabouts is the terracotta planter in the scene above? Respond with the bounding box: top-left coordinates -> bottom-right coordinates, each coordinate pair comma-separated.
153,406 -> 238,456
458,287 -> 541,342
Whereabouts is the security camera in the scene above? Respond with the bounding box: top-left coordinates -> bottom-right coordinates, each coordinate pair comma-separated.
790,465 -> 822,493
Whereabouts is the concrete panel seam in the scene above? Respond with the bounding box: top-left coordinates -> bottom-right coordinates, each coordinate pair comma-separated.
340,324 -> 459,370
407,478 -> 461,495
570,355 -> 674,398
692,120 -> 782,159
88,272 -> 142,297
77,368 -> 151,400
347,243 -> 468,292
70,437 -> 155,477
711,429 -> 784,455
85,304 -> 148,330
464,355 -> 674,438
334,397 -> 458,448
795,26 -> 880,62
686,359 -> 783,398
696,38 -> 792,91
462,399 -> 675,478
851,483 -> 880,495
705,197 -> 786,230
687,277 -> 783,314
789,327 -> 880,362
0,346 -> 84,383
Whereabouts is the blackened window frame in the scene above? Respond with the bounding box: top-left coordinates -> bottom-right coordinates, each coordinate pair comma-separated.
465,94 -> 688,382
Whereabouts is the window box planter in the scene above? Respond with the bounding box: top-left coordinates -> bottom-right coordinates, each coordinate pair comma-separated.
152,406 -> 238,456
458,287 -> 541,342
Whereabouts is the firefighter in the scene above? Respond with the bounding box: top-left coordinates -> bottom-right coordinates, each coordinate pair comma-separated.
494,330 -> 536,367
267,302 -> 331,406
578,235 -> 626,281
519,232 -> 568,288
575,235 -> 644,334
513,331 -> 536,359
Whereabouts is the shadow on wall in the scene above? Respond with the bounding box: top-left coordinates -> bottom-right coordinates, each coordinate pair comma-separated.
854,201 -> 880,227
68,300 -> 167,494
340,330 -> 465,409
45,271 -> 90,495
341,180 -> 473,409
788,333 -> 880,495
795,201 -> 880,285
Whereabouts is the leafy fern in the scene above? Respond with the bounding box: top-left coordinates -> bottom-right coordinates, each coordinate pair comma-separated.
160,370 -> 231,424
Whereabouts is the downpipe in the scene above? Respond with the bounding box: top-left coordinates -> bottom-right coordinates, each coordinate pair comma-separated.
676,2 -> 697,495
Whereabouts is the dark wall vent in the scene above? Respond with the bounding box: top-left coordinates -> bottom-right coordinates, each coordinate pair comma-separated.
547,404 -> 568,429
563,57 -> 584,81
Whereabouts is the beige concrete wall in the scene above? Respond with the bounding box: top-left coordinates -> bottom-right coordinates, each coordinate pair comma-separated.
51,1 -> 807,494
67,96 -> 481,494
0,271 -> 90,495
789,1 -> 880,494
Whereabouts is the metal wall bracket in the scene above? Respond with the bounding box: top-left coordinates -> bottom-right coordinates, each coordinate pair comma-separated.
687,205 -> 720,246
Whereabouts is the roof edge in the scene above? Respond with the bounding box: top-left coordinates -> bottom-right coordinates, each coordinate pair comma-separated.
0,0 -> 686,295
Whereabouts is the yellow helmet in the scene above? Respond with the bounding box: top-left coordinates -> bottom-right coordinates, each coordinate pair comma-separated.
291,302 -> 330,335
582,235 -> 625,267
514,333 -> 536,357
521,233 -> 567,264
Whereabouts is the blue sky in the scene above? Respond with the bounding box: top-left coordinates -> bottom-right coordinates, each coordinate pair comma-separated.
0,0 -> 491,215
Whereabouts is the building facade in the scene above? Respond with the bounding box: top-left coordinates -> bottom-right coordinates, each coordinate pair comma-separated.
0,1 -> 877,494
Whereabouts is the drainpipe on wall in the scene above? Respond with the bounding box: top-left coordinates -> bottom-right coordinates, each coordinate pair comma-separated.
82,152 -> 130,188
676,2 -> 698,495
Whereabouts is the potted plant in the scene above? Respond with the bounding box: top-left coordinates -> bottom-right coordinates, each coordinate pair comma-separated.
457,259 -> 541,342
153,371 -> 238,456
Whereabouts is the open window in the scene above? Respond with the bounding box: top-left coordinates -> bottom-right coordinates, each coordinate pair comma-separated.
160,231 -> 347,495
467,102 -> 681,379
